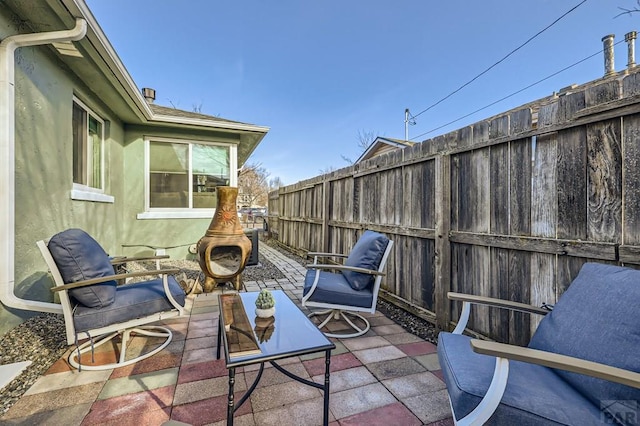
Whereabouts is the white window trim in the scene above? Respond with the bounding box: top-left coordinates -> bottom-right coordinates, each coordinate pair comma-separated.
71,97 -> 112,201
138,136 -> 237,219
71,184 -> 115,203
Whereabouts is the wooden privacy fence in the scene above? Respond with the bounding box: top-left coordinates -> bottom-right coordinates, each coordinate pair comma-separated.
268,70 -> 640,345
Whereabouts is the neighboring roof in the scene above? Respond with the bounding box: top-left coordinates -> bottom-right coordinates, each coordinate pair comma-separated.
355,137 -> 416,164
3,0 -> 269,164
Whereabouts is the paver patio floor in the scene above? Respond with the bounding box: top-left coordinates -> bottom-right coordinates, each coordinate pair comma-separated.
1,243 -> 453,426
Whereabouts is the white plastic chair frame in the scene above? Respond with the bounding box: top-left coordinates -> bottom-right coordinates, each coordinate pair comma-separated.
447,292 -> 640,425
302,240 -> 393,338
37,239 -> 185,371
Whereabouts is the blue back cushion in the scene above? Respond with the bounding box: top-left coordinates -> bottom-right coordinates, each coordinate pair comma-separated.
48,228 -> 117,308
343,230 -> 389,291
528,262 -> 640,409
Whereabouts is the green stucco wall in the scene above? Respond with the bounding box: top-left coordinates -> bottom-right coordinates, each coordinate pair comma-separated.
1,15 -> 125,335
0,9 -> 245,338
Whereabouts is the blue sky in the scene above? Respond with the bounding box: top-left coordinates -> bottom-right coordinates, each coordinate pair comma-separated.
86,0 -> 638,185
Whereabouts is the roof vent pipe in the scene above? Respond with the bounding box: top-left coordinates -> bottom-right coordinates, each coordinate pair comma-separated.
626,31 -> 637,71
602,34 -> 616,77
142,87 -> 155,103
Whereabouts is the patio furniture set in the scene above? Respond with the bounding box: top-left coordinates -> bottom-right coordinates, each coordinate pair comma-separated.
36,228 -> 639,425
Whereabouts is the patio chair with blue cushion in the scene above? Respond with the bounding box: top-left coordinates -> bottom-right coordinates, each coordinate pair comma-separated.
302,230 -> 393,338
437,262 -> 640,425
37,228 -> 186,371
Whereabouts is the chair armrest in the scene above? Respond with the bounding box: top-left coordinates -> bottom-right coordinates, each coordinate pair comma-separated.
448,292 -> 549,316
307,252 -> 348,258
307,263 -> 385,276
110,255 -> 170,265
51,268 -> 181,292
471,339 -> 640,389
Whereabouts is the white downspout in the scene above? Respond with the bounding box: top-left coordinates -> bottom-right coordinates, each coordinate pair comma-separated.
0,18 -> 87,313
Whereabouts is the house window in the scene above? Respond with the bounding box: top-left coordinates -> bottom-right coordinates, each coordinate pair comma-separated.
148,139 -> 231,210
72,99 -> 104,190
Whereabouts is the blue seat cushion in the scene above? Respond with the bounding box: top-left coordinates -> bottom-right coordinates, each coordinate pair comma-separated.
528,263 -> 640,410
343,230 -> 389,291
304,269 -> 373,309
72,276 -> 185,332
48,228 -> 116,308
437,332 -> 607,425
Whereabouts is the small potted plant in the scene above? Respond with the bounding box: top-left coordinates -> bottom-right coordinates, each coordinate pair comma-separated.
255,289 -> 276,318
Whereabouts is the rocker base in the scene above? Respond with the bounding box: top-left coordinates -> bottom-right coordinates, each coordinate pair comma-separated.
69,325 -> 173,371
308,309 -> 370,338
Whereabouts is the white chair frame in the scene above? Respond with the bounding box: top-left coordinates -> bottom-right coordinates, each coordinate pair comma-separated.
37,239 -> 185,371
302,240 -> 393,338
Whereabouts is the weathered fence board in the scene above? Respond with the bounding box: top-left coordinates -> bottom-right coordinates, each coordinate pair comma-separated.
267,69 -> 640,342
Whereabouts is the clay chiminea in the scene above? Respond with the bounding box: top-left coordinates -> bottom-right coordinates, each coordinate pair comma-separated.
197,186 -> 252,292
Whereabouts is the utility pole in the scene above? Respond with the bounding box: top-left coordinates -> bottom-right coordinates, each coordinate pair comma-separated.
404,108 -> 416,141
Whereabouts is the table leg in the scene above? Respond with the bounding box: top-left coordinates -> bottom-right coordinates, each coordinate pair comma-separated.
323,348 -> 331,426
227,367 -> 235,426
217,315 -> 222,360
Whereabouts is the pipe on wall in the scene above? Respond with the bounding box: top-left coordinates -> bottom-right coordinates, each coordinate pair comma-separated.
0,18 -> 87,313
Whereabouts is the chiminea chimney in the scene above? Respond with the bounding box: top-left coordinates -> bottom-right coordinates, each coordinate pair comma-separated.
626,31 -> 637,71
142,87 -> 156,103
602,34 -> 616,77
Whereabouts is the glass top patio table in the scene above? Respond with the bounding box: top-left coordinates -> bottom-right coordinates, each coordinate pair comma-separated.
218,289 -> 335,367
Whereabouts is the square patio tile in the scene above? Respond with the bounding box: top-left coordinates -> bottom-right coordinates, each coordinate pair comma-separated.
383,332 -> 427,345
243,362 -> 309,388
329,382 -> 397,420
24,369 -> 111,395
337,401 -> 422,426
250,380 -> 322,412
403,389 -> 453,424
0,403 -> 92,425
1,382 -> 103,420
253,396 -> 335,426
366,357 -> 426,381
170,392 -> 252,425
312,365 -> 377,393
397,341 -> 437,356
303,352 -> 362,377
98,367 -> 179,400
82,385 -> 174,424
352,345 -> 406,364
173,375 -> 245,405
177,359 -> 228,384
381,371 -> 446,399
414,353 -> 441,371
341,336 -> 391,352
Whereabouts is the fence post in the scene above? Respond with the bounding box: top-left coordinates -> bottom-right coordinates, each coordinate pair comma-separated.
434,154 -> 452,331
322,177 -> 330,253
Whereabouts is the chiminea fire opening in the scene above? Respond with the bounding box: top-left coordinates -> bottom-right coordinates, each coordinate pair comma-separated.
209,246 -> 242,277
197,187 -> 252,292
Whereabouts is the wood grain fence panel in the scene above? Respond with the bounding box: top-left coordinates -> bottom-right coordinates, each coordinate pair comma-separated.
450,155 -> 460,231
510,139 -> 532,236
508,250 -> 531,346
472,245 -> 491,336
490,144 -> 509,234
422,161 -> 436,229
529,253 -> 555,334
586,119 -> 622,242
457,151 -> 474,231
531,134 -> 558,237
489,248 -> 510,343
624,114 -> 640,247
510,108 -> 532,135
557,126 -> 588,239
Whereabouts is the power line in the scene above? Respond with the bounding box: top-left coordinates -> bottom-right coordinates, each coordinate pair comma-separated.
410,40 -> 623,141
410,0 -> 588,120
